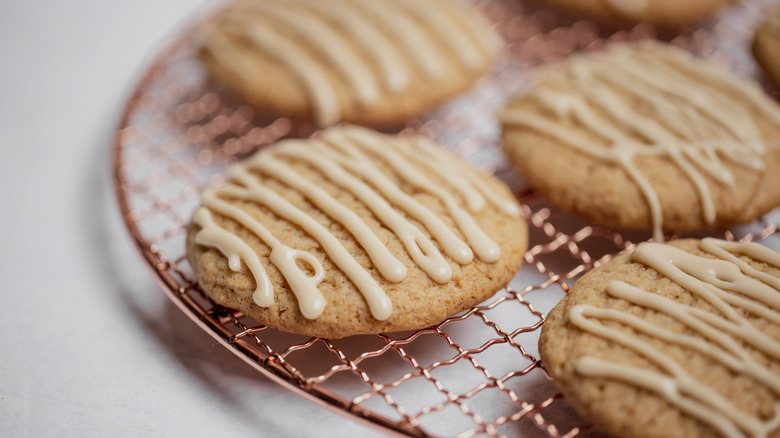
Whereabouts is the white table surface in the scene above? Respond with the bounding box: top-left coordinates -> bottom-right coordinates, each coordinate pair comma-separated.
0,1 -> 384,436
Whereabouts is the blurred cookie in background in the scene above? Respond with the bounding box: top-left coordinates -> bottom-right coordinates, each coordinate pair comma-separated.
532,0 -> 736,28
198,0 -> 503,127
500,41 -> 780,241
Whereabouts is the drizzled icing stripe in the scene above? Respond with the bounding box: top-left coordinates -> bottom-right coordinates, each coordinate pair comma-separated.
500,43 -> 780,241
250,155 -> 408,283
207,24 -> 338,127
322,129 -> 502,263
569,238 -> 780,438
291,1 -> 408,92
233,2 -> 379,105
205,0 -> 501,126
193,126 -> 519,320
391,0 -> 486,70
272,142 -> 460,281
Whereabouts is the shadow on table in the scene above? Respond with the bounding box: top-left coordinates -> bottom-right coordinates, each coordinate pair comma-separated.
78,125 -> 371,437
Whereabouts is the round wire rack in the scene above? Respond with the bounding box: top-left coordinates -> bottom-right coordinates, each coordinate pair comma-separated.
113,0 -> 780,436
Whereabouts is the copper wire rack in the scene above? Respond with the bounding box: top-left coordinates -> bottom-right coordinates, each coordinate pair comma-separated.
113,1 -> 780,436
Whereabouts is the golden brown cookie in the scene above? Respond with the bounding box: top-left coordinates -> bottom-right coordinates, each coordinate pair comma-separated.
540,238 -> 780,438
198,0 -> 503,127
500,41 -> 780,241
186,126 -> 527,338
536,0 -> 735,27
753,4 -> 780,89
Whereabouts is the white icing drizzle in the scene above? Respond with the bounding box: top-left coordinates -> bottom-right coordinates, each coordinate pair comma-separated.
243,155 -> 407,283
234,2 -> 378,106
194,126 -> 518,320
392,0 -> 486,70
389,133 -> 521,217
324,127 -> 502,264
271,142 -> 459,282
242,24 -> 339,127
429,0 -> 504,58
568,238 -> 780,437
295,1 -> 408,92
501,43 -> 780,241
346,0 -> 447,79
207,0 -> 501,126
194,208 -> 275,306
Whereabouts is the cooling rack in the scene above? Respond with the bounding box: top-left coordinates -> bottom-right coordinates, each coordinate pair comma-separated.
113,0 -> 780,436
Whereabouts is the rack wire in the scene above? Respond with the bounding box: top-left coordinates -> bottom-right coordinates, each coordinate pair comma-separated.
113,0 -> 780,436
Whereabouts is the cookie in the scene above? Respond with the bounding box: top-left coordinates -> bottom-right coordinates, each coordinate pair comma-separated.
198,0 -> 503,127
535,0 -> 734,27
540,238 -> 780,438
753,4 -> 780,90
186,126 -> 527,338
500,41 -> 780,242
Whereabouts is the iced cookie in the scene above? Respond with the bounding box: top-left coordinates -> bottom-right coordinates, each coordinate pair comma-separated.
539,238 -> 780,438
536,0 -> 734,27
198,0 -> 503,127
753,4 -> 780,89
500,42 -> 780,241
186,126 -> 527,338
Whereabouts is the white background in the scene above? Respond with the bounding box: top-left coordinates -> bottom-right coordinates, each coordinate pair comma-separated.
0,1 -> 384,436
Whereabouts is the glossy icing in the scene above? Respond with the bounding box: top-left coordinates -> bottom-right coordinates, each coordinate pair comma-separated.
569,238 -> 780,437
501,43 -> 780,241
193,126 -> 519,320
203,0 -> 502,126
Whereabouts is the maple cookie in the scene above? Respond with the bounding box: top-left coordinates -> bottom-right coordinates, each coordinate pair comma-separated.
185,126 -> 527,338
198,0 -> 503,127
500,42 -> 780,242
539,238 -> 780,438
536,0 -> 734,27
753,4 -> 780,89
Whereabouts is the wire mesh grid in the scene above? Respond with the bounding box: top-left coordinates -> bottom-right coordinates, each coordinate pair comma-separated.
113,0 -> 780,436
